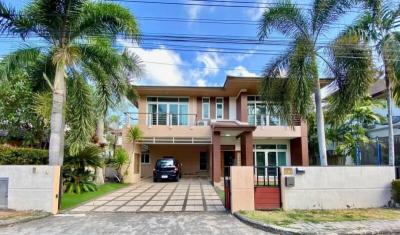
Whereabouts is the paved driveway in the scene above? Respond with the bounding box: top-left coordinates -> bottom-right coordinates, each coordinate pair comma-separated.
0,212 -> 269,235
70,177 -> 224,213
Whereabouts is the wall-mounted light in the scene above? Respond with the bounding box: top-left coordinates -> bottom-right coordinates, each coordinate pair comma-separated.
296,168 -> 305,175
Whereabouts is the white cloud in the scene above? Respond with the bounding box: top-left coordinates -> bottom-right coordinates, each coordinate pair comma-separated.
195,51 -> 225,76
245,1 -> 269,21
186,1 -> 215,19
196,79 -> 207,87
226,66 -> 258,77
187,5 -> 203,19
119,40 -> 186,86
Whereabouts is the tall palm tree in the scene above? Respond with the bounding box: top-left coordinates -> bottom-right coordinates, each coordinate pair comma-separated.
258,0 -> 374,166
0,0 -> 140,165
337,0 -> 400,165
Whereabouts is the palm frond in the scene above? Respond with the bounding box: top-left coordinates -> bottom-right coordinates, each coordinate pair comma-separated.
66,72 -> 95,155
0,46 -> 42,79
258,0 -> 309,40
328,34 -> 375,118
73,2 -> 140,41
311,0 -> 353,36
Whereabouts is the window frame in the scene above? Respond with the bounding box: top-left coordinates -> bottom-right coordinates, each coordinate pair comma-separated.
202,97 -> 210,119
141,152 -> 150,164
146,96 -> 190,126
215,97 -> 224,120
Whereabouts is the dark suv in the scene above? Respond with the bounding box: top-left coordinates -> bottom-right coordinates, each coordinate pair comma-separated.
153,158 -> 182,182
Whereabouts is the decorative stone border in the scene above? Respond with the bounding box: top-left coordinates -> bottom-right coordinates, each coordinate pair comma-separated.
0,211 -> 50,227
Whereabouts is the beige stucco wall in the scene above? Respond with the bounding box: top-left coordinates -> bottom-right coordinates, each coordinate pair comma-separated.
122,127 -> 142,184
281,166 -> 395,210
230,166 -> 255,213
141,145 -> 211,178
0,165 -> 60,214
253,126 -> 301,138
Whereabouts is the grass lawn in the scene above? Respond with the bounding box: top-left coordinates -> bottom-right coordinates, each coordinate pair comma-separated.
61,183 -> 129,210
239,208 -> 400,227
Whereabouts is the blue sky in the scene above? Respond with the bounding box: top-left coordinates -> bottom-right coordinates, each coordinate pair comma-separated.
1,0 -> 360,88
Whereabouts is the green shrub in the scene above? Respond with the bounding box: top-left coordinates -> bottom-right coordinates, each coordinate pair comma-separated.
0,145 -> 48,165
392,180 -> 400,203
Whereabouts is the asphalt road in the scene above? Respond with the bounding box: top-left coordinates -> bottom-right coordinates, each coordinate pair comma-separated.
0,212 -> 269,235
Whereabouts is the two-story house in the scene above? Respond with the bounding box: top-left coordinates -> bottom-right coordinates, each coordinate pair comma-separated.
122,76 -> 309,185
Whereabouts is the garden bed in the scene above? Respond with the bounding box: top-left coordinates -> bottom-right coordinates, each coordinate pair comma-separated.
61,183 -> 128,210
239,208 -> 400,227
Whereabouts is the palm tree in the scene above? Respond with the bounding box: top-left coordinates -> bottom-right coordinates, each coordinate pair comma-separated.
125,126 -> 143,175
0,0 -> 140,165
258,0 -> 374,165
336,0 -> 400,166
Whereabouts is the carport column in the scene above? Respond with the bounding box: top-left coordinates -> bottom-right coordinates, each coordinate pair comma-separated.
212,131 -> 221,183
240,131 -> 253,166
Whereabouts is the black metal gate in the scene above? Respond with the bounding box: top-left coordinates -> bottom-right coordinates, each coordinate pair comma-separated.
0,178 -> 8,209
223,166 -> 231,210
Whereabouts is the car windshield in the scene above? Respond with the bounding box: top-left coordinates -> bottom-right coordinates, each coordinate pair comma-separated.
156,159 -> 174,168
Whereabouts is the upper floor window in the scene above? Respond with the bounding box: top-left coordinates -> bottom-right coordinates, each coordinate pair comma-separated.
147,97 -> 189,126
202,97 -> 210,119
216,97 -> 224,119
247,96 -> 286,126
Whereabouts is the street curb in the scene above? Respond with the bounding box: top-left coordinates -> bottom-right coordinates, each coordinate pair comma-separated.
233,212 -> 300,235
234,213 -> 400,235
0,212 -> 50,227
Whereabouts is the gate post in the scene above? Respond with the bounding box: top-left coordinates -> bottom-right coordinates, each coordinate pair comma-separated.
230,166 -> 254,213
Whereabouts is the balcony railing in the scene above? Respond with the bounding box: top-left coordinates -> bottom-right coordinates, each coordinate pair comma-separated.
125,112 -> 200,127
124,112 -> 301,127
248,114 -> 301,126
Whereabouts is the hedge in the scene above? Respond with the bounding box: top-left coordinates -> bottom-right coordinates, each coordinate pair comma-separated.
393,180 -> 400,203
0,146 -> 48,165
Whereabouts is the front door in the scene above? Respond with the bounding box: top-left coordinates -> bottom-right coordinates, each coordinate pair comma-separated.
255,149 -> 287,177
223,151 -> 235,177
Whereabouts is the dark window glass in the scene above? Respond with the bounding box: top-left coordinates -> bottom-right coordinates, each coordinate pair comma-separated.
200,152 -> 208,170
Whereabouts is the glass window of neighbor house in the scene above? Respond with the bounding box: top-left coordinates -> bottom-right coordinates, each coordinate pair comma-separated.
202,97 -> 210,119
146,97 -> 189,126
141,152 -> 150,164
216,97 -> 224,119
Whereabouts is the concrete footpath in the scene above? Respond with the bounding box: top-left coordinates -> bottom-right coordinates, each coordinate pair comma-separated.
0,212 -> 271,235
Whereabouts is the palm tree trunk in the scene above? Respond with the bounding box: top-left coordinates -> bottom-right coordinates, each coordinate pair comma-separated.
312,57 -> 328,166
49,63 -> 66,166
383,58 -> 395,166
96,117 -> 106,144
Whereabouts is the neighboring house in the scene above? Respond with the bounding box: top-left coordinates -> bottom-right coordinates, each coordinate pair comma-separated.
122,76 -> 311,185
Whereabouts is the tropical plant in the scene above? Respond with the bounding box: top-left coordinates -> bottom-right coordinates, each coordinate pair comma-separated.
326,97 -> 384,163
335,0 -> 400,165
63,145 -> 103,194
125,125 -> 143,175
109,148 -> 129,182
258,0 -> 374,165
0,0 -> 141,165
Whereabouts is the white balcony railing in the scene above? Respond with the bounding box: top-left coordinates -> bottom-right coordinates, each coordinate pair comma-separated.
124,112 -> 200,127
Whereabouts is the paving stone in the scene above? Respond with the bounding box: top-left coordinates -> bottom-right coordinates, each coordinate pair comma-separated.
135,195 -> 152,200
71,205 -> 96,212
152,196 -> 169,200
116,196 -> 133,201
140,206 -> 162,212
105,200 -> 128,206
206,199 -> 223,205
146,200 -> 165,206
173,192 -> 187,195
83,200 -> 108,206
206,205 -> 226,211
94,205 -> 119,212
170,195 -> 185,200
99,196 -> 116,201
126,200 -> 147,206
124,193 -> 139,197
188,195 -> 202,200
157,193 -> 171,196
186,200 -> 203,205
185,205 -> 204,211
163,206 -> 183,211
167,200 -> 184,206
117,206 -> 140,212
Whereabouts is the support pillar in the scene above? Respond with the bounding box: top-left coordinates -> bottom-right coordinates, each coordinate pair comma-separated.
240,131 -> 253,166
212,131 -> 221,183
